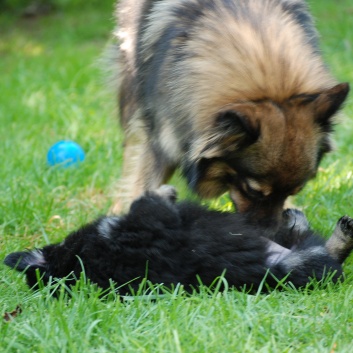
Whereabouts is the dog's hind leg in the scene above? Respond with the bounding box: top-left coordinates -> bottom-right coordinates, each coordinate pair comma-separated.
325,216 -> 353,263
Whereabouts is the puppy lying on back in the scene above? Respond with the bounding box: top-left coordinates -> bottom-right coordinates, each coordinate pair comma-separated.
5,186 -> 353,294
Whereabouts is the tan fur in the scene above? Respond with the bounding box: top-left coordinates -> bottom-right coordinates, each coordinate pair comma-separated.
144,0 -> 335,126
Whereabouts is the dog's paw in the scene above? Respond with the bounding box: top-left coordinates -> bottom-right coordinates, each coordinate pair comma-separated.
338,215 -> 353,239
282,209 -> 309,233
154,185 -> 178,203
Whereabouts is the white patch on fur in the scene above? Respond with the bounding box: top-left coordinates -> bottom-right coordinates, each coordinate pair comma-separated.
119,29 -> 134,54
158,123 -> 181,161
266,242 -> 291,266
281,246 -> 327,271
98,217 -> 120,239
28,249 -> 46,266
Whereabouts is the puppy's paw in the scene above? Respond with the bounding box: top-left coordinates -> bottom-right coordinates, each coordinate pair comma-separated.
338,215 -> 353,239
282,209 -> 309,233
154,185 -> 178,203
326,215 -> 353,263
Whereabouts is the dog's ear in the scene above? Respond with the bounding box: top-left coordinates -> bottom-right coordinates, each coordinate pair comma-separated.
4,250 -> 47,272
216,109 -> 260,141
291,83 -> 350,132
196,109 -> 260,161
314,83 -> 349,127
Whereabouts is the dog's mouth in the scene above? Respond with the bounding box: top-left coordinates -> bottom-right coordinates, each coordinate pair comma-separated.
230,187 -> 285,233
229,188 -> 252,213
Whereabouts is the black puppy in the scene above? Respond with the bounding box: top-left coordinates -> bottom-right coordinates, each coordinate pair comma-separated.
4,186 -> 353,294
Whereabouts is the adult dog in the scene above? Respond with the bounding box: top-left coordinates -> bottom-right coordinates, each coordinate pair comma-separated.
110,0 -> 349,227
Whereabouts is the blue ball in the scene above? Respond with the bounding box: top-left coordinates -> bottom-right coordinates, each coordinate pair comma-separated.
47,141 -> 85,167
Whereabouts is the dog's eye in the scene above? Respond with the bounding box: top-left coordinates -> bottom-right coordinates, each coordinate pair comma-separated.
242,178 -> 272,199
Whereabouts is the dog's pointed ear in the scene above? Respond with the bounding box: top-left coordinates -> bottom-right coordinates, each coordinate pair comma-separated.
215,109 -> 260,147
314,83 -> 349,129
197,108 -> 260,160
4,250 -> 46,272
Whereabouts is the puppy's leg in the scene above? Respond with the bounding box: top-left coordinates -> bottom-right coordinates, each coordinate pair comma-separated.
268,210 -> 329,274
125,185 -> 181,230
273,209 -> 310,248
325,216 -> 353,263
282,209 -> 310,234
266,238 -> 343,287
151,185 -> 177,204
265,212 -> 349,287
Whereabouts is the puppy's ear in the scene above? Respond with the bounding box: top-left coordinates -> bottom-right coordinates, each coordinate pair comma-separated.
4,250 -> 47,272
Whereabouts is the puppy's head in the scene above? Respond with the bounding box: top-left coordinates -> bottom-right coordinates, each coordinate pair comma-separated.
4,226 -> 90,290
185,83 -> 349,228
4,249 -> 53,289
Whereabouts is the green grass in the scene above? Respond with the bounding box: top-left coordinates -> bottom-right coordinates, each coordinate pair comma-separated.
1,1 -> 353,352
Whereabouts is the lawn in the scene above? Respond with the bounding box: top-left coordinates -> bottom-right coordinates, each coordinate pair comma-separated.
1,1 -> 353,352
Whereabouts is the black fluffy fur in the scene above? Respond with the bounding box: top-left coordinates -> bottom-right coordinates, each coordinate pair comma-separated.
4,191 -> 347,294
